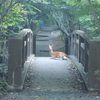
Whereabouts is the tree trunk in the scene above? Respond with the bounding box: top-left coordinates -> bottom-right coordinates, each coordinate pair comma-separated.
88,0 -> 100,32
51,12 -> 69,36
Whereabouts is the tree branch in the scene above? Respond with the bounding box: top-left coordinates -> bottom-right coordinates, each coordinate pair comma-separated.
0,0 -> 18,22
51,12 -> 69,36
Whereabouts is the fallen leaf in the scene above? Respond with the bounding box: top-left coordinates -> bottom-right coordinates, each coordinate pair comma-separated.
97,92 -> 100,96
36,86 -> 41,90
96,96 -> 99,99
3,97 -> 17,100
35,96 -> 41,100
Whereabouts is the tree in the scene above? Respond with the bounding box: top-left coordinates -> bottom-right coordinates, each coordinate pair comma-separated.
65,0 -> 100,37
30,0 -> 73,36
0,1 -> 26,61
0,0 -> 27,93
88,0 -> 100,32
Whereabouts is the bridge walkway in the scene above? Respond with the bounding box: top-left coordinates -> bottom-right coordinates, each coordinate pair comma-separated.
27,57 -> 79,92
29,26 -> 82,92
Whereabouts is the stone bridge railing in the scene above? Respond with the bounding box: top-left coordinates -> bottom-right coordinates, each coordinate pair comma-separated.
7,29 -> 35,90
66,30 -> 100,91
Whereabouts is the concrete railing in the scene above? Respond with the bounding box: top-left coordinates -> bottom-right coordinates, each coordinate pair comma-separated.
66,30 -> 100,91
7,29 -> 34,90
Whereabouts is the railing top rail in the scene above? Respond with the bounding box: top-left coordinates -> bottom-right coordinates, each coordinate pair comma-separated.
90,38 -> 100,41
71,30 -> 93,43
14,29 -> 33,39
72,30 -> 85,35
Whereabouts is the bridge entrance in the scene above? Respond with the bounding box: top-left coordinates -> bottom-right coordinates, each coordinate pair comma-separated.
24,27 -> 84,92
7,26 -> 100,92
26,57 -> 82,92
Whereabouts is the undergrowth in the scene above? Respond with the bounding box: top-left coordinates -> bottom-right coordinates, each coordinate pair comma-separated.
0,63 -> 8,96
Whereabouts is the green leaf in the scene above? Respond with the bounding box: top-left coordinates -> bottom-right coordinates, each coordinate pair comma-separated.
95,70 -> 100,75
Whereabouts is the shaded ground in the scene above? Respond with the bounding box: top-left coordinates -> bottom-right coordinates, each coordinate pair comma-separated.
0,26 -> 100,100
28,57 -> 82,92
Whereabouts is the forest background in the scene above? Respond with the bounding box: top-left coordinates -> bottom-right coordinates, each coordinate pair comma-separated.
0,0 -> 100,95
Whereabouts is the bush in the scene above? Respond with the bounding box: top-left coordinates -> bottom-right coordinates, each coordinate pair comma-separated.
30,20 -> 40,35
0,64 -> 8,95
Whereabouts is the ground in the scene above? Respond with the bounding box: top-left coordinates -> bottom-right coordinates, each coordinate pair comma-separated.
0,26 -> 100,100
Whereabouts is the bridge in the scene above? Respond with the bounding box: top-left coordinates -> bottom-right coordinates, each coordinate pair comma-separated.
7,26 -> 100,93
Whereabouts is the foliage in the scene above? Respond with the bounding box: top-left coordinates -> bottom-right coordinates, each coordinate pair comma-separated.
30,0 -> 100,36
1,0 -> 100,37
95,70 -> 100,81
0,64 -> 8,95
2,3 -> 27,37
95,70 -> 100,76
32,0 -> 100,37
31,20 -> 40,35
93,35 -> 100,39
21,0 -> 41,28
3,3 -> 25,28
0,0 -> 42,94
67,0 -> 100,37
0,0 -> 27,95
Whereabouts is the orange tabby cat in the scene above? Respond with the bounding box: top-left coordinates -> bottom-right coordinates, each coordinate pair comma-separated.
49,45 -> 67,60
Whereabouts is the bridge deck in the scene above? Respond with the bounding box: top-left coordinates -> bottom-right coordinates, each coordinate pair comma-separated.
28,57 -> 80,92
